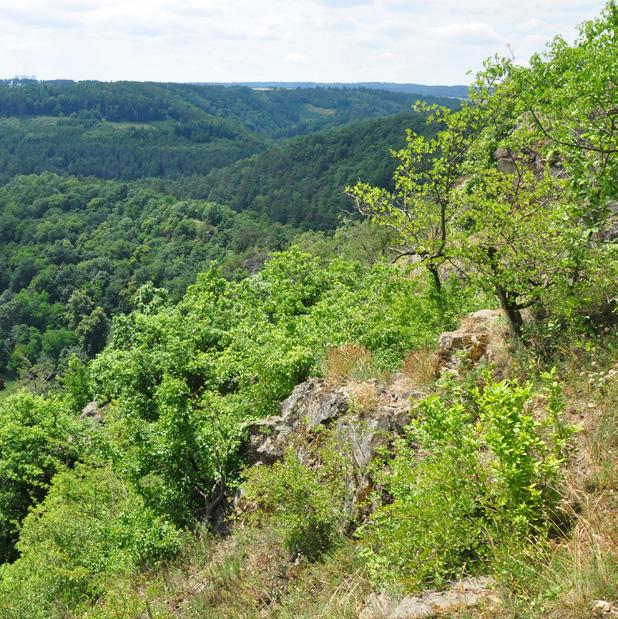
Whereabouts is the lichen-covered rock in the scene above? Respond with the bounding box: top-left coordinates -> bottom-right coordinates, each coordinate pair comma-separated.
80,400 -> 105,423
242,375 -> 424,518
438,309 -> 510,376
361,576 -> 497,619
244,377 -> 422,467
243,379 -> 349,465
390,576 -> 496,618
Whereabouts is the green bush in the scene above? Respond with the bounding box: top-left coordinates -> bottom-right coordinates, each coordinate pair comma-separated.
360,374 -> 575,590
0,464 -> 181,619
0,391 -> 83,563
243,443 -> 352,561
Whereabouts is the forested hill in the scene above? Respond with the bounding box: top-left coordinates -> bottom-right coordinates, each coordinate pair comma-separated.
207,82 -> 469,99
173,111 -> 431,229
0,80 -> 455,181
0,82 -> 454,374
0,111 -> 429,373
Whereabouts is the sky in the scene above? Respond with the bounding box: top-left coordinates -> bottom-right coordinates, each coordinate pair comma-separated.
0,0 -> 606,85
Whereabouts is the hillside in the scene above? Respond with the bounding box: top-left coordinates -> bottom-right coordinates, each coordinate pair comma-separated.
0,173 -> 301,378
176,111 -> 433,228
204,82 -> 469,99
0,81 -> 455,181
0,110 -> 442,376
0,4 -> 616,618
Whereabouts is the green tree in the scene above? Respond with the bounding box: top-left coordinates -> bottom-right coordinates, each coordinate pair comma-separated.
0,392 -> 81,563
76,306 -> 109,357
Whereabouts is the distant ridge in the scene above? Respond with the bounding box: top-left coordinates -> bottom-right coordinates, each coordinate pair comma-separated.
199,82 -> 469,99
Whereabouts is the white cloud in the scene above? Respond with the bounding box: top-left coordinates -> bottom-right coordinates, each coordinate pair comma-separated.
428,21 -> 503,45
0,0 -> 605,83
286,52 -> 307,63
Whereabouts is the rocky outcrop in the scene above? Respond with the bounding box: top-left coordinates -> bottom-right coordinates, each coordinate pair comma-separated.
80,400 -> 105,423
243,308 -> 510,485
361,576 -> 497,619
240,309 -> 511,523
438,309 -> 510,376
242,375 -> 424,518
244,376 -> 422,468
494,145 -> 566,179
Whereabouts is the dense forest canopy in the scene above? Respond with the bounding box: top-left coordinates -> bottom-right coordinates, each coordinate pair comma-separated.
0,174 -> 300,376
0,81 -> 456,181
178,111 -> 433,228
0,84 -> 456,373
202,82 -> 470,99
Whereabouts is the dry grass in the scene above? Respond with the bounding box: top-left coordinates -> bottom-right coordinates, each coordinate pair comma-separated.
322,344 -> 377,383
140,528 -> 369,619
348,381 -> 380,416
401,348 -> 439,386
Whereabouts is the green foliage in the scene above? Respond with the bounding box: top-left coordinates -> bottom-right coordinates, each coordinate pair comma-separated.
61,354 -> 91,411
0,464 -> 181,619
86,250 -> 470,526
0,391 -> 83,563
243,443 -> 351,560
0,9 -> 612,614
0,81 -> 449,182
200,111 -> 447,229
360,374 -> 575,590
348,101 -> 481,288
0,174 -> 297,371
349,4 -> 617,335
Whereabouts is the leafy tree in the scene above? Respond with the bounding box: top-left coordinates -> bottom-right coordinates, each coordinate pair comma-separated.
349,4 -> 617,334
348,102 -> 480,291
0,465 -> 181,618
76,306 -> 109,357
0,392 -> 82,562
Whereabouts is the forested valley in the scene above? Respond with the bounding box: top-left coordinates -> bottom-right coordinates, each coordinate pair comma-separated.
0,86 -> 452,381
0,4 -> 616,618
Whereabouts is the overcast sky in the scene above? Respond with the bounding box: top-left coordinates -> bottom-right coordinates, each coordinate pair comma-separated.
0,0 -> 605,84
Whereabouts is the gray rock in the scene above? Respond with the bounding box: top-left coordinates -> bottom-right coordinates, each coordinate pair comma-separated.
389,576 -> 496,619
438,309 -> 510,375
80,401 -> 105,423
242,375 -> 424,518
243,379 -> 350,466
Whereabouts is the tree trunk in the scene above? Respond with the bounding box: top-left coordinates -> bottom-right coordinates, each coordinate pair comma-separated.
427,263 -> 442,294
495,284 -> 524,337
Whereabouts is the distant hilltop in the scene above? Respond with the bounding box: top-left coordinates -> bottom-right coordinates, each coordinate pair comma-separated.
197,81 -> 469,99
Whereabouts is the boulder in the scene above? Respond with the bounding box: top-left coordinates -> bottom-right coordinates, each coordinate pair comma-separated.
361,576 -> 497,619
244,377 -> 421,467
438,309 -> 510,376
390,576 -> 496,619
243,379 -> 349,465
80,400 -> 105,423
242,375 -> 424,518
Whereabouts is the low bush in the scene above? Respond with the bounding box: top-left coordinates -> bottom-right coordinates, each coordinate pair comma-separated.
243,442 -> 353,561
0,464 -> 181,619
359,373 -> 576,590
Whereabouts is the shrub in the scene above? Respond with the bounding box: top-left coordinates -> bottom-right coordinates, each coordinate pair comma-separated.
0,464 -> 181,618
243,442 -> 352,561
360,373 -> 575,590
0,391 -> 83,563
